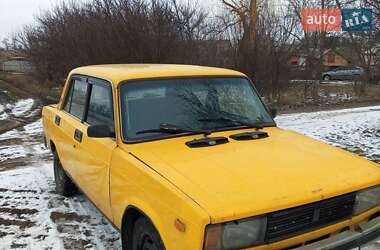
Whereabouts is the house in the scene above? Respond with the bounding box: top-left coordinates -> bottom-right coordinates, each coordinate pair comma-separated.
322,49 -> 350,69
290,49 -> 351,71
1,56 -> 34,73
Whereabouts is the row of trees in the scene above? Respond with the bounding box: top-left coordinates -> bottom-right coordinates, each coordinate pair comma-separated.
8,0 -> 380,99
12,0 -> 212,81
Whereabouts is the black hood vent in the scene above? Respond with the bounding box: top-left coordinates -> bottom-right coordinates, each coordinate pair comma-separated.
186,137 -> 229,148
230,131 -> 269,141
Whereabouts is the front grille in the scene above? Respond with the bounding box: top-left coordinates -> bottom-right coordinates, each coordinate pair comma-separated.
266,193 -> 356,242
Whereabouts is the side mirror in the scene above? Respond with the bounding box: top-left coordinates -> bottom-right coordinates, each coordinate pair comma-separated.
87,125 -> 113,138
270,109 -> 277,119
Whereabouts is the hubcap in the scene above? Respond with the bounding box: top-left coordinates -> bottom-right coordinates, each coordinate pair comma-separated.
140,235 -> 157,250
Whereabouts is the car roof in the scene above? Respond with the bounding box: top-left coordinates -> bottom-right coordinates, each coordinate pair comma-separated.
69,64 -> 247,85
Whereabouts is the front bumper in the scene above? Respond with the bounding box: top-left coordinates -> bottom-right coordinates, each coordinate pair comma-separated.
295,216 -> 380,250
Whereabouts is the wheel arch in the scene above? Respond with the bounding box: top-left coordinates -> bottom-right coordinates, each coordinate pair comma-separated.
50,140 -> 56,153
121,205 -> 165,250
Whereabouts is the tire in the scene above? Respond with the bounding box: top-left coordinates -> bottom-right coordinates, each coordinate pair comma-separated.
53,152 -> 77,197
323,75 -> 331,81
132,217 -> 165,250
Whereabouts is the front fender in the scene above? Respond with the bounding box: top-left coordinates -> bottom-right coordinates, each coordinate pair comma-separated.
110,147 -> 210,250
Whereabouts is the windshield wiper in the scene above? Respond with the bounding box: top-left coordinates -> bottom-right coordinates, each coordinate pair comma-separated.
136,123 -> 212,137
198,117 -> 264,130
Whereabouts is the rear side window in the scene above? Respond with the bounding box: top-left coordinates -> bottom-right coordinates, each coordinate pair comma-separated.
63,78 -> 88,119
86,83 -> 114,129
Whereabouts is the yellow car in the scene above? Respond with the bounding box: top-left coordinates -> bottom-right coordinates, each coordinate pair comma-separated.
42,64 -> 380,250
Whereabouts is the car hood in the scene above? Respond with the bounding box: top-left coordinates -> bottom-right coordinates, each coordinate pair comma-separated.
125,127 -> 380,223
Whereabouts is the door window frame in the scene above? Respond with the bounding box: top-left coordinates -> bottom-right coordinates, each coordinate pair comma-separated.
61,74 -> 116,137
86,77 -> 115,129
62,75 -> 89,121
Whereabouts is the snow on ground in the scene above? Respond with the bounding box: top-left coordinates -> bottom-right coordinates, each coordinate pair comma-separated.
0,104 -> 12,121
0,119 -> 50,171
0,164 -> 120,250
0,98 -> 36,121
0,106 -> 378,249
11,99 -> 35,118
0,120 -> 120,250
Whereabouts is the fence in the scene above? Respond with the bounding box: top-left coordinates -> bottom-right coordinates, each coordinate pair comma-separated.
1,59 -> 34,73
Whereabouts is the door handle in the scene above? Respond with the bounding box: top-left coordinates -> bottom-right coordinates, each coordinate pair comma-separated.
74,129 -> 83,143
55,115 -> 61,126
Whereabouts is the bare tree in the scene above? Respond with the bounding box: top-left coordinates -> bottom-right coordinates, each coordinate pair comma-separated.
333,0 -> 379,94
12,0 -> 210,83
219,0 -> 298,100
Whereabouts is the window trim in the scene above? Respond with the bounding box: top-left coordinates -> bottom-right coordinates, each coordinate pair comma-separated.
117,75 -> 277,144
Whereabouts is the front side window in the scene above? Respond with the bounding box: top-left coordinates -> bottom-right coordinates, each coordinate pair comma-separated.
120,77 -> 275,141
86,83 -> 114,130
64,78 -> 88,119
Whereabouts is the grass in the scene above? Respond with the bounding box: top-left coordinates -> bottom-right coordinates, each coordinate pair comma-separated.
272,82 -> 380,113
0,73 -> 62,104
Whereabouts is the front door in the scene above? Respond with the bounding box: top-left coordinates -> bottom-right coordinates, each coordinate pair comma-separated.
60,75 -> 116,219
77,77 -> 116,219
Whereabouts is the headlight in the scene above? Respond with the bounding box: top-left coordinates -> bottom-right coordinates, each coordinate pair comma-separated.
204,216 -> 266,250
354,185 -> 380,215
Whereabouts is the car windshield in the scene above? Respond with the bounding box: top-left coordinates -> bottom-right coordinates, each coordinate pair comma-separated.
120,77 -> 275,141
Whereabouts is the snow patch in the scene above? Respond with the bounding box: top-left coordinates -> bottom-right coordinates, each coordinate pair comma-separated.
0,164 -> 121,249
0,145 -> 28,162
0,104 -> 7,120
0,119 -> 49,168
11,99 -> 34,117
24,119 -> 44,134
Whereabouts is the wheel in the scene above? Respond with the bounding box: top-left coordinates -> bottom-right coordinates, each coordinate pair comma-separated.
323,75 -> 331,81
132,217 -> 165,250
53,151 -> 77,197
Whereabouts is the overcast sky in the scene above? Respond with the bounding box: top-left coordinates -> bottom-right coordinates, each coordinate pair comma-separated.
0,0 -> 220,43
0,0 -> 56,42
